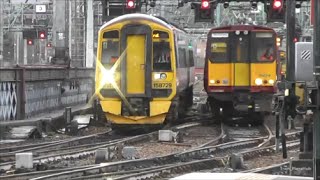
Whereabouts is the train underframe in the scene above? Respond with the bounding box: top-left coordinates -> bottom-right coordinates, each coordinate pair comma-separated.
207,92 -> 273,125
98,86 -> 193,130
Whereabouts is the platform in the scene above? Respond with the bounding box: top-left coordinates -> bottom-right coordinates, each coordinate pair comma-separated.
0,104 -> 92,128
171,173 -> 313,180
0,104 -> 92,139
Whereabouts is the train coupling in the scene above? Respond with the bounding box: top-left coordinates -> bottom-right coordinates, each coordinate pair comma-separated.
234,103 -> 260,112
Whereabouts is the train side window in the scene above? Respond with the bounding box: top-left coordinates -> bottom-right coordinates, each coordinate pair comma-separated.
153,41 -> 171,71
153,31 -> 169,39
103,30 -> 119,38
101,40 -> 119,65
188,50 -> 194,67
178,48 -> 187,68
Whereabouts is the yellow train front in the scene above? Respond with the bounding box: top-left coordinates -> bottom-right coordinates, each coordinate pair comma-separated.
95,14 -> 194,128
204,25 -> 278,124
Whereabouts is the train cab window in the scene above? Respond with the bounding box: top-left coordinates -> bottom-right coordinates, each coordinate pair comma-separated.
210,41 -> 228,62
255,33 -> 275,62
209,33 -> 228,62
101,40 -> 119,65
153,41 -> 171,71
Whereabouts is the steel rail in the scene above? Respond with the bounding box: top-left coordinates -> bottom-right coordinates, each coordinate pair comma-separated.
0,130 -> 112,154
0,122 -> 203,172
7,131 -> 300,180
103,141 -> 301,180
27,138 -> 263,180
0,130 -> 114,163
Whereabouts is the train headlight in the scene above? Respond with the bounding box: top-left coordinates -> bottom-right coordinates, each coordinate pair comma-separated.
269,79 -> 275,85
102,69 -> 115,84
154,73 -> 167,80
209,80 -> 215,84
160,73 -> 167,79
255,78 -> 263,85
285,89 -> 289,96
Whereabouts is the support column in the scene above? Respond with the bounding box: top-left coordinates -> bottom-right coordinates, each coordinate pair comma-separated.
160,2 -> 164,17
284,0 -> 297,132
285,0 -> 296,84
0,0 -> 3,67
86,0 -> 94,67
52,0 -> 67,59
23,39 -> 27,64
313,0 -> 320,179
216,4 -> 221,26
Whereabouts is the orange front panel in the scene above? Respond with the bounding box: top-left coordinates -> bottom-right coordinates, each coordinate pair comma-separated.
250,61 -> 277,86
208,62 -> 233,86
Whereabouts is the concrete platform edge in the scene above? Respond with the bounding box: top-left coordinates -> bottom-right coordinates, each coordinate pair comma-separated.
0,105 -> 92,128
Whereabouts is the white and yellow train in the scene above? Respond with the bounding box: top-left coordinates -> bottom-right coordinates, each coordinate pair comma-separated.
95,14 -> 195,128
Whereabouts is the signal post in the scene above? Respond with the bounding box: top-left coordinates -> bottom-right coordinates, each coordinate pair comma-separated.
313,0 -> 320,179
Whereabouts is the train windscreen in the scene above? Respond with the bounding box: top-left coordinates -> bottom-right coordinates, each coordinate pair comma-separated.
101,40 -> 119,66
208,31 -> 275,63
253,32 -> 275,62
153,41 -> 171,71
209,33 -> 229,62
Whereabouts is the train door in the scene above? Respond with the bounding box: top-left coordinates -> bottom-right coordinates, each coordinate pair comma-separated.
120,25 -> 152,97
231,32 -> 250,88
126,35 -> 146,94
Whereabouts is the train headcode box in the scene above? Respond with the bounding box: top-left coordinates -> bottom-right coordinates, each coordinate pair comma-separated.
295,42 -> 314,81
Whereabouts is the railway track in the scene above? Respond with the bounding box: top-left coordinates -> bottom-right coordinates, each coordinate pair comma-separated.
22,132 -> 300,180
0,119 -> 221,179
242,162 -> 291,175
0,130 -> 127,163
0,112 -> 302,180
1,124 -> 277,180
0,120 -> 212,176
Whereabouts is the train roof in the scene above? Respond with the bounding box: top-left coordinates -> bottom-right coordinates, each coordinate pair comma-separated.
209,25 -> 275,32
100,13 -> 185,32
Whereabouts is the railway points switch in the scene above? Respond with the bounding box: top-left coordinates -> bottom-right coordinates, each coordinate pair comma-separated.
15,152 -> 33,169
159,130 -> 174,142
95,148 -> 110,164
122,146 -> 137,160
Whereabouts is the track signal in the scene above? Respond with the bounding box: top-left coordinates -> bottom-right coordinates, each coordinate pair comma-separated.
39,31 -> 46,39
126,0 -> 135,9
201,0 -> 210,10
27,39 -> 33,45
266,0 -> 285,22
272,0 -> 283,10
194,1 -> 214,23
